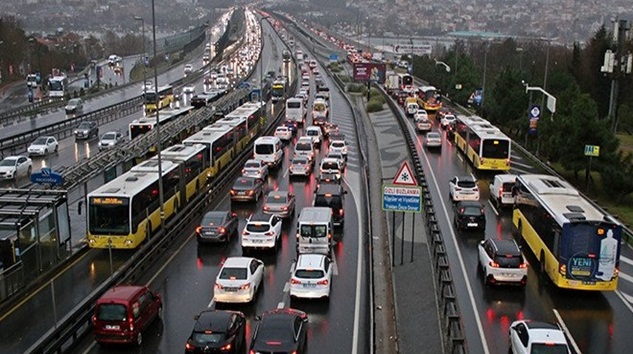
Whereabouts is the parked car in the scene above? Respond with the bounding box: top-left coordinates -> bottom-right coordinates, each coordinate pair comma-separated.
290,254 -> 333,301
184,64 -> 193,75
478,238 -> 528,286
230,176 -> 264,202
93,285 -> 162,346
28,136 -> 58,156
185,310 -> 246,353
509,320 -> 571,354
449,175 -> 480,202
213,257 -> 264,303
196,210 -> 239,244
249,309 -> 308,354
0,156 -> 32,180
98,131 -> 124,151
73,121 -> 99,140
64,98 -> 84,114
263,190 -> 296,219
453,201 -> 486,231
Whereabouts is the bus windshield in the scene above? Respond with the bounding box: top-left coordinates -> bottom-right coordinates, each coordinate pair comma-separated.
144,92 -> 158,103
130,124 -> 153,140
49,81 -> 63,90
481,139 -> 510,159
88,198 -> 130,235
272,86 -> 285,97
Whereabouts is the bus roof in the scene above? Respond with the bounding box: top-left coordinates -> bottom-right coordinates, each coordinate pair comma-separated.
183,125 -> 232,145
132,106 -> 192,125
457,115 -> 510,141
225,101 -> 262,118
158,143 -> 207,161
88,159 -> 179,198
517,174 -> 611,225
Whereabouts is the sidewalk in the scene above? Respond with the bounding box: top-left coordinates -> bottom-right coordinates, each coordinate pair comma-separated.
352,94 -> 443,354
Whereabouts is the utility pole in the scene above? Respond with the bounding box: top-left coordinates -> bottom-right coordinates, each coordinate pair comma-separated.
601,19 -> 632,133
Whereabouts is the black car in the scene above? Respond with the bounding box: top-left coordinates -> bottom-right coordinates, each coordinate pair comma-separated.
230,176 -> 265,202
73,121 -> 99,140
196,211 -> 239,244
313,184 -> 347,226
185,310 -> 246,354
250,309 -> 308,354
282,120 -> 298,135
453,201 -> 486,231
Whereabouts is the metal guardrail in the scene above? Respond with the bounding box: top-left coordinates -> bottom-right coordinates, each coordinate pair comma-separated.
380,86 -> 467,354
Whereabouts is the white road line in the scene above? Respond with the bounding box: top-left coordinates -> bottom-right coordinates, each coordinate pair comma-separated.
348,175 -> 364,354
413,119 -> 491,354
618,290 -> 633,304
208,299 -> 215,308
283,282 -> 290,293
277,301 -> 285,309
331,250 -> 339,276
553,309 -> 582,354
615,290 -> 633,315
620,255 -> 633,266
487,200 -> 499,216
290,261 -> 296,274
457,153 -> 464,163
618,271 -> 633,283
147,231 -> 196,285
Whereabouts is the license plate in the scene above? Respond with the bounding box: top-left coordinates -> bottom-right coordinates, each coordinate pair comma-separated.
238,191 -> 246,195
105,325 -> 120,330
502,273 -> 516,278
467,223 -> 478,227
303,284 -> 316,288
253,239 -> 263,243
204,231 -> 216,235
225,287 -> 238,292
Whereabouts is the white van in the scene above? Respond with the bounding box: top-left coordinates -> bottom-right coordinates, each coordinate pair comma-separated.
296,207 -> 333,255
285,97 -> 306,125
254,136 -> 283,168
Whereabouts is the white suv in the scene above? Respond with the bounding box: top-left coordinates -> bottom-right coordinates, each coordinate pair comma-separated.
509,320 -> 571,354
290,254 -> 333,300
241,213 -> 282,253
305,126 -> 323,146
478,238 -> 528,286
449,175 -> 479,202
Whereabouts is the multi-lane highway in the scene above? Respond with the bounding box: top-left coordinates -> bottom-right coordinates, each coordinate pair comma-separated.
0,10 -> 369,354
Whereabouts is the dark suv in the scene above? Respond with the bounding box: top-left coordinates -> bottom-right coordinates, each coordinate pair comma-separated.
74,121 -> 99,140
313,184 -> 347,226
453,201 -> 486,231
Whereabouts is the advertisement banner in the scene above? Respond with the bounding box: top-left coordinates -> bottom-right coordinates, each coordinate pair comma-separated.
392,44 -> 432,56
352,62 -> 386,84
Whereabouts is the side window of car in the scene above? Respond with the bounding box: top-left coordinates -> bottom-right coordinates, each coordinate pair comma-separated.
485,242 -> 494,259
250,260 -> 258,274
18,157 -> 25,164
516,323 -> 529,347
323,258 -> 330,272
132,301 -> 141,319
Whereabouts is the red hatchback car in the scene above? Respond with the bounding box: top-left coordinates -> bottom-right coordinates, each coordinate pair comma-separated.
93,285 -> 162,346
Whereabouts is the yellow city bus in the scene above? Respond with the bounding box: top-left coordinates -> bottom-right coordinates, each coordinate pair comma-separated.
453,115 -> 511,171
513,174 -> 622,291
144,85 -> 174,112
214,101 -> 264,153
159,144 -> 210,202
183,125 -> 236,179
87,159 -> 182,249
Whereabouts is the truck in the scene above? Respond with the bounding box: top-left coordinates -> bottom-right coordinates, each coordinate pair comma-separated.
385,72 -> 400,95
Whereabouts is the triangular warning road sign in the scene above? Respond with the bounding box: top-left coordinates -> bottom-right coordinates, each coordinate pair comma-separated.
392,161 -> 418,186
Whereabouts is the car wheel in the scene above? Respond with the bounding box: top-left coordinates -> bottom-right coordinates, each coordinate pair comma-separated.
27,166 -> 32,175
54,145 -> 58,153
44,149 -> 48,155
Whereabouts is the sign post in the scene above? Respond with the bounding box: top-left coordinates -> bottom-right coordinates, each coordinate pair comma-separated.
584,145 -> 600,193
382,161 -> 422,265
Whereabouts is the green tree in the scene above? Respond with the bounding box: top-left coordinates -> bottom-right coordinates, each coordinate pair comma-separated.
486,67 -> 526,127
599,151 -> 633,204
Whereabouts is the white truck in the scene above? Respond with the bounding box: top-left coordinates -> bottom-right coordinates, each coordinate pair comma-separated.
385,73 -> 400,95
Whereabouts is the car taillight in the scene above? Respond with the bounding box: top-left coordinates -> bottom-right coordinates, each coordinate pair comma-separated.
240,283 -> 251,290
265,231 -> 274,236
241,169 -> 245,174
506,159 -> 511,166
519,263 -> 528,269
473,188 -> 479,192
263,206 -> 270,211
282,206 -> 288,211
220,343 -> 232,351
92,315 -> 96,325
247,190 -> 254,195
290,278 -> 301,284
215,283 -> 223,289
242,230 -> 250,235
498,187 -> 503,198
455,187 -> 462,191
230,190 -> 236,195
339,209 -> 344,216
489,261 -> 500,268
185,342 -> 196,351
317,279 -> 329,285
129,317 -> 134,331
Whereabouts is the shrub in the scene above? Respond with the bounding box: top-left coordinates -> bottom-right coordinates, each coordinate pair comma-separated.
367,99 -> 384,112
347,83 -> 367,94
369,88 -> 383,101
338,75 -> 350,83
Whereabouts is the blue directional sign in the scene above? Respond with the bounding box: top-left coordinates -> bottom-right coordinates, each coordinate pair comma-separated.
382,185 -> 422,213
329,53 -> 338,63
30,167 -> 64,185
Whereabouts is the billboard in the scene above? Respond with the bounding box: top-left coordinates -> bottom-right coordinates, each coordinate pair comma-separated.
393,44 -> 432,56
352,62 -> 386,84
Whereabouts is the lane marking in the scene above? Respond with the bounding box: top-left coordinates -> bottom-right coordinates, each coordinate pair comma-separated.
410,117 -> 491,354
208,299 -> 215,308
618,271 -> 633,283
620,255 -> 633,266
487,200 -> 499,216
283,282 -> 290,293
0,250 -> 90,322
553,309 -> 582,354
331,249 -> 339,276
347,172 -> 364,354
618,290 -> 633,305
456,154 -> 464,163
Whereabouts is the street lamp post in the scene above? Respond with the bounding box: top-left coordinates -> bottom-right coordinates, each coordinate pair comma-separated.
150,0 -> 165,225
259,15 -> 270,113
516,47 -> 524,72
134,16 -> 146,93
481,41 -> 489,110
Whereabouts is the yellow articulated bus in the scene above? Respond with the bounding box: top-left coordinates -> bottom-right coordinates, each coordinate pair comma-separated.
183,125 -> 236,180
87,159 -> 185,249
513,174 -> 622,291
159,144 -> 209,202
215,101 -> 264,151
129,106 -> 193,140
144,85 -> 174,113
418,86 -> 442,114
453,115 -> 511,171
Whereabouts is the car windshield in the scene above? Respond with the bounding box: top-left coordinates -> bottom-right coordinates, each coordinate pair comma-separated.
255,144 -> 274,154
78,122 -> 92,129
314,195 -> 343,210
493,255 -> 522,268
103,133 -> 116,140
192,332 -> 225,345
276,127 -> 288,132
202,214 -> 225,225
462,206 -> 482,216
295,269 -> 325,279
0,159 -> 16,167
245,161 -> 261,169
322,161 -> 339,170
300,225 -> 327,237
427,133 -> 440,139
287,101 -> 301,109
97,304 -> 127,321
296,142 -> 312,151
234,179 -> 254,188
33,137 -> 47,145
307,130 -> 318,137
331,142 -> 344,148
457,180 -> 476,188
68,99 -> 80,105
219,267 -> 248,280
292,158 -> 308,165
246,223 -> 271,233
266,195 -> 288,204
